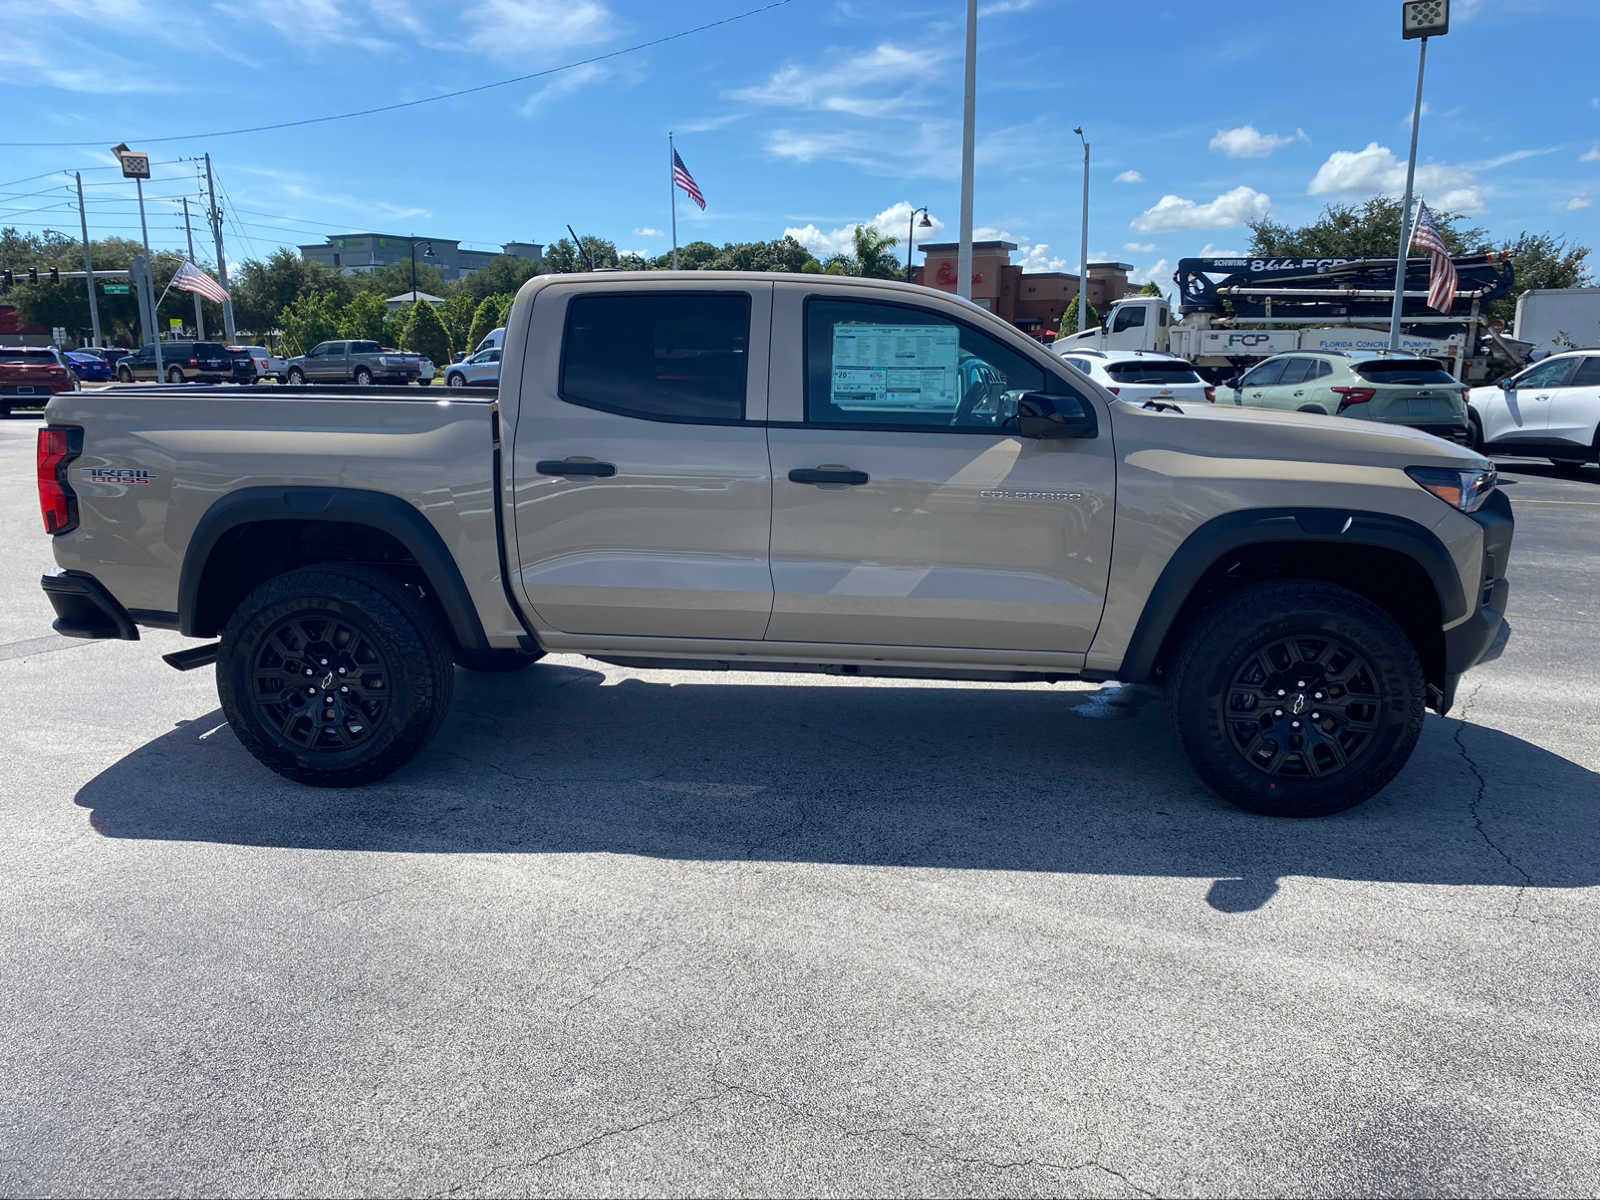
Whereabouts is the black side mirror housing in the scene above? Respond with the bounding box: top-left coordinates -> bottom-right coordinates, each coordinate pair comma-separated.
1016,391 -> 1097,439
1497,377 -> 1514,390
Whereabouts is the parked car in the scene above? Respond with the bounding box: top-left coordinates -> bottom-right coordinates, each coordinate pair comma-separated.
283,340 -> 423,385
444,347 -> 501,388
1,346 -> 76,412
1055,348 -> 1214,405
1224,352 -> 1469,443
1468,349 -> 1600,471
80,346 -> 131,367
115,341 -> 232,384
65,351 -> 113,383
231,345 -> 286,382
225,347 -> 258,384
417,355 -> 435,386
39,272 -> 1513,819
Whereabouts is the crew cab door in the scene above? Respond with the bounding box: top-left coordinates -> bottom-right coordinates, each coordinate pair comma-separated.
762,283 -> 1115,654
507,281 -> 774,639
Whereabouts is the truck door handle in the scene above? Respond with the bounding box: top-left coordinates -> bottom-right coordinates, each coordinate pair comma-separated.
536,459 -> 616,477
1292,390 -> 1304,396
789,467 -> 869,486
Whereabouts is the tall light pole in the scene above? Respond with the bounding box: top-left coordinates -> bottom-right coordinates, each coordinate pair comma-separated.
409,238 -> 434,300
113,143 -> 162,383
956,0 -> 977,301
1389,0 -> 1451,350
1074,126 -> 1090,332
905,206 -> 933,280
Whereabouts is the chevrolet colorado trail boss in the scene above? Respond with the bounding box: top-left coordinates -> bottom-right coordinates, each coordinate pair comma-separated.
37,274 -> 1513,817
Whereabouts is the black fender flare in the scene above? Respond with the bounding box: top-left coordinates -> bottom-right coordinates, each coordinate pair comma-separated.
178,485 -> 489,651
1116,506 -> 1463,682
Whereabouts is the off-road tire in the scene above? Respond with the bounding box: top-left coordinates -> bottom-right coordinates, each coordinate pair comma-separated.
1168,579 -> 1425,817
453,647 -> 544,673
286,368 -> 305,385
217,566 -> 455,786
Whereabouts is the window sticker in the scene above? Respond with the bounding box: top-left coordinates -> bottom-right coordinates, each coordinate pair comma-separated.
830,323 -> 960,412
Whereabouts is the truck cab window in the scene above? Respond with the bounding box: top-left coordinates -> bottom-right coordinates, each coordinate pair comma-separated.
1111,305 -> 1146,333
560,292 -> 750,423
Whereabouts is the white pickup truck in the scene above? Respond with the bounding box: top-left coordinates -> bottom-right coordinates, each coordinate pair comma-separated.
36,273 -> 1513,817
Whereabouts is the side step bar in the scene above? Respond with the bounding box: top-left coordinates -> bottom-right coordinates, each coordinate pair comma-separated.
162,642 -> 219,671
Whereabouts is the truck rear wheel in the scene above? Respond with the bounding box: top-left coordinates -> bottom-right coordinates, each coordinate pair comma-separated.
1167,580 -> 1424,817
216,566 -> 455,787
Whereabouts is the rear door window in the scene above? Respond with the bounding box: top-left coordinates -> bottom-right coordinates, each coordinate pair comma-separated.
1276,358 -> 1316,386
561,292 -> 751,423
350,341 -> 381,354
1570,357 -> 1600,387
1,349 -> 58,364
1104,360 -> 1202,385
1353,359 -> 1458,385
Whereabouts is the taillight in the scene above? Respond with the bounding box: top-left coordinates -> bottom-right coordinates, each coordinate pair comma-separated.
37,426 -> 82,535
1332,386 -> 1376,412
1461,387 -> 1471,407
189,358 -> 199,367
1107,386 -> 1121,396
1204,386 -> 1216,403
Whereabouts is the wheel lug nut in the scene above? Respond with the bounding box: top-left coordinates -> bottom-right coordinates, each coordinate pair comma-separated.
304,669 -> 313,676
340,686 -> 348,693
1296,680 -> 1305,687
1291,720 -> 1300,728
338,667 -> 346,675
1311,712 -> 1320,720
320,658 -> 328,665
1314,691 -> 1324,699
1277,689 -> 1285,696
307,686 -> 315,694
1274,709 -> 1283,717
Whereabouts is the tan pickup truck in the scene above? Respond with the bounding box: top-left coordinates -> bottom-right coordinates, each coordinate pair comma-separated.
37,273 -> 1512,817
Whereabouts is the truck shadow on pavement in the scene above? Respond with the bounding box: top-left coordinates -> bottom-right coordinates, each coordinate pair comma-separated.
75,663 -> 1600,912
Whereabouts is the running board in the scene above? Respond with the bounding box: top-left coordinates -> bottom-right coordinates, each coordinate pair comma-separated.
162,642 -> 219,671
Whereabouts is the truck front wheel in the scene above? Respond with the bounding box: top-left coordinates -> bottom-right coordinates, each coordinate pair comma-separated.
216,566 -> 455,787
1167,580 -> 1424,817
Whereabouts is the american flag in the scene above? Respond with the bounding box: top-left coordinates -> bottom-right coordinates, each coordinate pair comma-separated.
673,149 -> 706,210
169,260 -> 229,305
1409,202 -> 1457,313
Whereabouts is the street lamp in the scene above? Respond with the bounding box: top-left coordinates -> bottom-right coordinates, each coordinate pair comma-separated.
1389,0 -> 1451,350
409,239 -> 435,300
905,207 -> 934,280
1074,126 -> 1090,332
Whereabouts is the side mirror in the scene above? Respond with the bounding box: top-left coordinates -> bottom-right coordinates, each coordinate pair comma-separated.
1016,392 -> 1096,439
1225,377 -> 1242,390
1497,377 -> 1514,390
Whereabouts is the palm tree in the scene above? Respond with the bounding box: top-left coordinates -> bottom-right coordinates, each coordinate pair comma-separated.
851,225 -> 901,279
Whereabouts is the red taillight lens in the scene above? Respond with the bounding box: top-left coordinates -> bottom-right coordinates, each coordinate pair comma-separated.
189,358 -> 198,367
1461,387 -> 1471,407
1204,386 -> 1216,403
1107,386 -> 1121,396
37,426 -> 81,535
1332,386 -> 1376,412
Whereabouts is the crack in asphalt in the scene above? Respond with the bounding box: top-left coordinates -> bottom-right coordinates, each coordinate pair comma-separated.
562,940 -> 663,1012
1451,682 -> 1532,915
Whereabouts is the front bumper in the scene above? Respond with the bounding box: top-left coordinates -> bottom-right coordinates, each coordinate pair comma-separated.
41,570 -> 139,640
1434,487 -> 1513,711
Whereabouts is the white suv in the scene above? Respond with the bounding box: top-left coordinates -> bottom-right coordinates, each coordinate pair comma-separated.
1053,348 -> 1213,405
1468,350 -> 1600,472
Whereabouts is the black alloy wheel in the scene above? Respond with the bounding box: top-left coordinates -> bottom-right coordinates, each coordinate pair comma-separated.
1223,633 -> 1380,780
251,612 -> 391,753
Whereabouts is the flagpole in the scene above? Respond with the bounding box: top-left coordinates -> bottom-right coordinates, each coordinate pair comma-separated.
669,130 -> 680,270
1388,34 -> 1428,351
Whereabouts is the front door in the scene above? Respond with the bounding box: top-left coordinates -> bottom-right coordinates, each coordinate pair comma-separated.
1545,355 -> 1600,448
508,282 -> 774,640
763,285 -> 1116,654
1236,357 -> 1288,408
1485,356 -> 1572,443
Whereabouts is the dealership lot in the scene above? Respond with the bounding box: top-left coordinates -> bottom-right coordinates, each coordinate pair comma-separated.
2,412 -> 1597,1195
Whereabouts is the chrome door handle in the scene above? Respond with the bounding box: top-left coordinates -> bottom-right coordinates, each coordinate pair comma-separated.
789,467 -> 869,486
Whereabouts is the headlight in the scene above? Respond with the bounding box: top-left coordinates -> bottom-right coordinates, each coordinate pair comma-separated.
1406,465 -> 1497,513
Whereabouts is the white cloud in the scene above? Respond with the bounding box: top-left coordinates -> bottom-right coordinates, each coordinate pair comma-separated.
1434,187 -> 1487,215
785,201 -> 947,259
1568,193 -> 1595,212
519,63 -> 608,115
1131,186 -> 1271,232
634,227 -> 662,237
1115,169 -> 1144,184
767,129 -> 864,163
1209,124 -> 1307,159
731,42 -> 941,119
1198,243 -> 1240,257
677,114 -> 744,134
1016,243 -> 1069,272
1581,144 -> 1600,163
979,0 -> 1038,14
464,0 -> 612,62
1123,241 -> 1156,254
1402,101 -> 1431,128
1129,259 -> 1172,286
1307,142 -> 1475,196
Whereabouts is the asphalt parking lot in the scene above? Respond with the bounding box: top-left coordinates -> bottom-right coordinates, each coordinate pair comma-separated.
2,411 -> 1597,1198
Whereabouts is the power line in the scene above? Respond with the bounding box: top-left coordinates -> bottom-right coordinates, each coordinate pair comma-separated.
0,160 -> 184,190
0,1 -> 791,148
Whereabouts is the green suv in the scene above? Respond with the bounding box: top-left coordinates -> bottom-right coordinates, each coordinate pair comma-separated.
1226,352 -> 1470,443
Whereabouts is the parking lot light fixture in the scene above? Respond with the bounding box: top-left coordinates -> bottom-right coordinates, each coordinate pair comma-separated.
410,239 -> 435,301
906,207 -> 933,280
1389,0 -> 1450,351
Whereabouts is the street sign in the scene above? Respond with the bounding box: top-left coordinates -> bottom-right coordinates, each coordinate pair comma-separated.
169,318 -> 183,331
51,326 -> 67,345
101,282 -> 130,295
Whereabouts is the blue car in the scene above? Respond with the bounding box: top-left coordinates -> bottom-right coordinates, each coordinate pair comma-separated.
65,350 -> 113,383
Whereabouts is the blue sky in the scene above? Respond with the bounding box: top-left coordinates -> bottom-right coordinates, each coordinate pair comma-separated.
2,0 -> 1596,287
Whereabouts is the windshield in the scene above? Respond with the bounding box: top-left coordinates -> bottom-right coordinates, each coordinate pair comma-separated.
1353,360 -> 1458,385
1105,361 -> 1201,384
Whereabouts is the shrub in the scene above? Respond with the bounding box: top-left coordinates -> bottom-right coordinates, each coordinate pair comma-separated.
400,300 -> 451,365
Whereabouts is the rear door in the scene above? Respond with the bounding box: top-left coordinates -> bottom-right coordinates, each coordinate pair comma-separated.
1544,355 -> 1600,449
762,284 -> 1115,654
508,282 -> 774,640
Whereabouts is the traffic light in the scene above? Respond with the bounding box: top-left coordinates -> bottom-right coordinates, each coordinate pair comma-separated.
49,267 -> 59,284
28,267 -> 38,284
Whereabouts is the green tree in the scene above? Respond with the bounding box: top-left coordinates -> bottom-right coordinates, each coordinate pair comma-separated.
278,290 -> 342,356
381,309 -> 406,349
851,225 -> 900,279
437,292 -> 476,358
1246,197 -> 1487,260
353,259 -> 449,301
1138,281 -> 1163,297
801,259 -> 825,274
455,253 -> 541,302
1059,295 -> 1100,336
400,299 -> 451,365
493,293 -> 515,327
466,296 -> 500,354
1488,232 -> 1592,324
336,290 -> 388,342
543,236 -> 619,273
232,249 -> 350,336
823,256 -> 853,275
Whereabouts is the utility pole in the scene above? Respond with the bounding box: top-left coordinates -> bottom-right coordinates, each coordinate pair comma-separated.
1074,127 -> 1090,332
204,153 -> 236,342
956,0 -> 977,302
182,197 -> 204,340
75,172 -> 102,348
